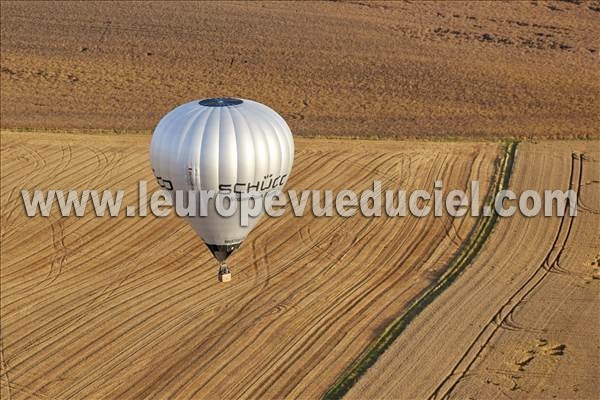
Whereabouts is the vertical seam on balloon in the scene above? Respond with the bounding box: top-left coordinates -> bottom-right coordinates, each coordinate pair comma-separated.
259,103 -> 294,175
253,101 -> 289,176
188,107 -> 213,191
215,107 -> 222,192
154,103 -> 196,187
153,109 -> 176,183
228,107 -> 242,182
233,105 -> 259,192
242,101 -> 273,176
247,102 -> 286,178
199,107 -> 217,191
222,106 -> 237,187
177,107 -> 208,189
268,113 -> 284,178
230,106 -> 254,184
223,106 -> 239,188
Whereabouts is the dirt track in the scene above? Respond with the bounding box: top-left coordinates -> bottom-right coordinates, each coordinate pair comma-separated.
0,131 -> 499,399
347,141 -> 600,400
1,1 -> 599,138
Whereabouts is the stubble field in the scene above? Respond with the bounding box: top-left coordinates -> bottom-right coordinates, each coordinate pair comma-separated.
1,1 -> 599,399
1,131 -> 500,399
348,142 -> 600,400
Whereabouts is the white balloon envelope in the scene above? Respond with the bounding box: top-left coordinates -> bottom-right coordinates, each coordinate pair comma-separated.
150,98 -> 294,280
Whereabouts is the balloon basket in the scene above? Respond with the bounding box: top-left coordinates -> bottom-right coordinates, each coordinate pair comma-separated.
218,271 -> 232,282
218,264 -> 231,282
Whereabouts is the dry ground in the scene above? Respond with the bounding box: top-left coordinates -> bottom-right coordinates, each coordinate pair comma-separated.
1,2 -> 599,399
0,131 -> 499,399
348,141 -> 600,400
1,1 -> 599,138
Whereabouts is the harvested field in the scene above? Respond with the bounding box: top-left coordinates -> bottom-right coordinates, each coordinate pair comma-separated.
347,141 -> 600,400
2,1 -> 599,399
0,131 -> 500,399
1,1 -> 599,138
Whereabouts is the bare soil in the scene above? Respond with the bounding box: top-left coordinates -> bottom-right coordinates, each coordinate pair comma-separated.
1,1 -> 599,138
1,2 -> 598,399
347,141 -> 600,400
0,131 -> 499,399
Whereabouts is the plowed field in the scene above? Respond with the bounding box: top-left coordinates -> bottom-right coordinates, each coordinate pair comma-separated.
1,1 -> 598,138
0,131 -> 500,399
348,142 -> 600,400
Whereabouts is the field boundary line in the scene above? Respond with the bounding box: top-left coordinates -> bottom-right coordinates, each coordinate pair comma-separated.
2,128 -> 598,142
322,141 -> 518,400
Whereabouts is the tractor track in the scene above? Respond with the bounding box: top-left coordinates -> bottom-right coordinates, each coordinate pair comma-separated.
1,132 -> 501,399
323,141 -> 517,400
429,152 -> 583,400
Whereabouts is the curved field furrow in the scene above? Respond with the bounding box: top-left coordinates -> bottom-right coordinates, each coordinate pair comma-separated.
430,151 -> 582,399
447,148 -> 599,400
347,141 -> 599,400
0,131 -> 499,399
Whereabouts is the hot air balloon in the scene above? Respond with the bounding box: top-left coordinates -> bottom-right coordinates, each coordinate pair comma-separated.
150,98 -> 294,282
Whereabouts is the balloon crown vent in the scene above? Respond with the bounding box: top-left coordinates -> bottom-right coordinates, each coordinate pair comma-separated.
199,97 -> 243,107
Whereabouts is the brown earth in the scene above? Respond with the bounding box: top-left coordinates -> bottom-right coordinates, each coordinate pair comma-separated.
347,141 -> 600,400
1,1 -> 599,139
0,131 -> 500,399
1,2 -> 599,399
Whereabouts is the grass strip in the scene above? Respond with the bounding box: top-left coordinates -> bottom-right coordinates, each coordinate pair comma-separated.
323,141 -> 518,400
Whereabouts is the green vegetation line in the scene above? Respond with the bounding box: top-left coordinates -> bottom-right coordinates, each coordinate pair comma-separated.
323,141 -> 518,400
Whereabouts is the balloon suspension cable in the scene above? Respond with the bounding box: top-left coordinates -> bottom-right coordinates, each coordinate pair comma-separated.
219,261 -> 228,272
